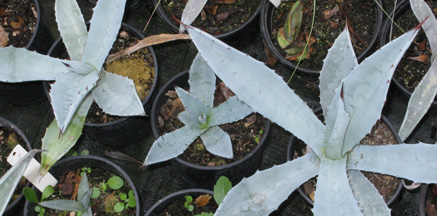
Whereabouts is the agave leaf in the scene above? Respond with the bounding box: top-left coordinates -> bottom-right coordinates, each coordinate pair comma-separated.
0,47 -> 69,82
175,87 -> 211,128
324,86 -> 350,159
319,28 -> 357,118
177,111 -> 190,125
39,200 -> 85,212
410,0 -> 437,54
179,0 -> 208,33
81,0 -> 126,70
77,173 -> 90,204
209,96 -> 252,126
82,207 -> 93,216
187,26 -> 326,158
50,70 -> 98,131
200,126 -> 233,159
92,70 -> 145,117
40,95 -> 92,175
348,170 -> 390,216
313,157 -> 361,216
398,61 -> 437,141
144,125 -> 205,165
269,0 -> 281,7
55,0 -> 87,61
340,27 -> 419,155
79,190 -> 92,210
0,150 -> 40,215
215,152 -> 320,216
347,144 -> 437,184
188,54 -> 216,107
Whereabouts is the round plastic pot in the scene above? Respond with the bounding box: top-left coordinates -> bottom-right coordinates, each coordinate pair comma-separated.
87,0 -> 143,12
150,70 -> 271,189
144,188 -> 213,216
419,183 -> 431,216
0,117 -> 32,216
45,23 -> 159,147
260,0 -> 383,75
23,155 -> 140,216
379,0 -> 437,107
0,0 -> 54,105
286,107 -> 403,206
152,0 -> 262,39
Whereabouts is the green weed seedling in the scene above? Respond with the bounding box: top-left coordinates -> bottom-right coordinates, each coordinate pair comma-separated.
23,185 -> 55,216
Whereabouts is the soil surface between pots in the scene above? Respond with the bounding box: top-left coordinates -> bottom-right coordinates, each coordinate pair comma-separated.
157,192 -> 217,215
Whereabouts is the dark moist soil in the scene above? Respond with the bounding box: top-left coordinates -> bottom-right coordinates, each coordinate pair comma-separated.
85,31 -> 156,124
291,119 -> 401,203
0,127 -> 27,204
390,0 -> 437,101
271,0 -> 377,70
158,193 -> 218,216
161,0 -> 260,35
43,167 -> 136,216
0,0 -> 36,47
158,81 -> 266,166
425,184 -> 437,216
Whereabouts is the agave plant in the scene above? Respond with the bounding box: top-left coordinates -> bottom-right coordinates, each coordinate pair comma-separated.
186,21 -> 437,215
144,54 -> 252,165
397,0 -> 437,141
0,0 -> 144,174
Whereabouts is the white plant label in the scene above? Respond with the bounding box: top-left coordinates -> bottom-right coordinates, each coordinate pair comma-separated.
7,145 -> 57,192
270,0 -> 281,7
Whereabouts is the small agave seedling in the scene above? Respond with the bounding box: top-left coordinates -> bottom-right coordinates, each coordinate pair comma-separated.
144,54 -> 252,165
276,0 -> 313,61
186,20 -> 437,215
397,0 -> 437,141
0,0 -> 145,174
26,173 -> 94,216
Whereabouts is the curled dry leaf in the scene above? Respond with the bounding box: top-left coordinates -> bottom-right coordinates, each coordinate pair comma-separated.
10,16 -> 24,29
0,24 -> 9,47
407,54 -> 429,63
195,194 -> 212,207
322,6 -> 339,20
263,40 -> 277,66
106,34 -> 191,63
213,0 -> 236,4
219,82 -> 235,99
418,39 -> 427,52
215,8 -> 243,23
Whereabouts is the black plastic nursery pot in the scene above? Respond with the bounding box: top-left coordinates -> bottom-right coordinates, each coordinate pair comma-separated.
0,0 -> 54,105
0,116 -> 33,216
287,107 -> 403,207
419,183 -> 437,216
152,0 -> 262,39
260,0 -> 383,75
45,23 -> 159,147
379,0 -> 437,107
151,70 -> 271,189
23,155 -> 141,216
144,188 -> 214,215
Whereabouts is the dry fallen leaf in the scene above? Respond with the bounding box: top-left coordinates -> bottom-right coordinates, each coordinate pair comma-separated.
0,24 -> 9,47
195,194 -> 212,207
213,0 -> 236,4
168,97 -> 184,118
219,82 -> 235,99
263,40 -> 277,66
106,34 -> 191,63
10,16 -> 24,29
322,6 -> 339,20
407,54 -> 429,63
418,39 -> 427,52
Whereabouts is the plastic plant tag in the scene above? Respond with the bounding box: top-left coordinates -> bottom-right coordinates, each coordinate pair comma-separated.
270,0 -> 281,7
7,145 -> 57,192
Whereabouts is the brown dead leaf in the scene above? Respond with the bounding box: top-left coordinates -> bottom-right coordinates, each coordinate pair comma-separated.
219,82 -> 235,99
244,115 -> 256,127
263,40 -> 277,66
195,194 -> 212,207
407,54 -> 429,63
211,5 -> 219,15
329,20 -> 339,29
10,16 -> 24,29
0,25 -> 9,47
106,34 -> 191,63
165,90 -> 178,99
213,0 -> 236,4
168,98 -> 184,118
418,39 -> 427,52
322,6 -> 339,20
216,8 -> 243,23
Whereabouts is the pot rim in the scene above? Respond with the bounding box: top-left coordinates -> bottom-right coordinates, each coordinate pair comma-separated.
23,155 -> 141,216
150,70 -> 271,171
144,188 -> 213,216
152,0 -> 262,39
260,0 -> 384,75
25,0 -> 42,50
379,0 -> 437,107
45,22 -> 160,127
286,107 -> 403,207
